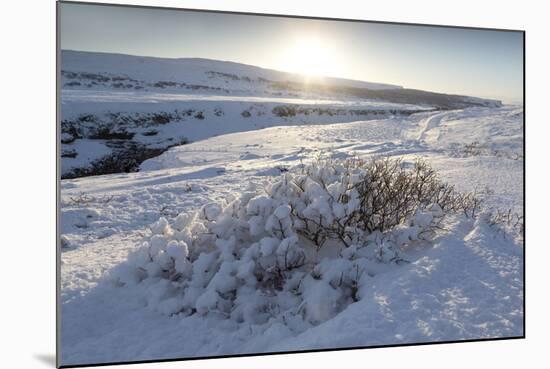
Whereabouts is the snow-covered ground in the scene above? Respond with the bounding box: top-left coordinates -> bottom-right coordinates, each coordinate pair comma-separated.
60,101 -> 524,365
60,90 -> 433,178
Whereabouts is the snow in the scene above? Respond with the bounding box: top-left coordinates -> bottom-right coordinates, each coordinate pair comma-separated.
60,91 -> 433,177
62,89 -> 423,108
59,52 -> 523,366
62,50 -> 403,92
272,217 -> 522,350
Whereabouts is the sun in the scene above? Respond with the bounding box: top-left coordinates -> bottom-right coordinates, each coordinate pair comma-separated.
280,36 -> 338,78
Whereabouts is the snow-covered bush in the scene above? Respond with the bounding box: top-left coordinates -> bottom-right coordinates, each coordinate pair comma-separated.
111,157 -> 479,325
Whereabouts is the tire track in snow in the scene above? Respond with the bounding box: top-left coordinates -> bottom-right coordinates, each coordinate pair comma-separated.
417,110 -> 459,144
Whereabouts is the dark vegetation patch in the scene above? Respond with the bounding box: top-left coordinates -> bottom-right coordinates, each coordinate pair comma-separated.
153,81 -> 179,88
88,127 -> 135,140
62,70 -> 230,93
62,137 -> 188,179
64,81 -> 81,87
142,130 -> 159,137
61,111 -> 194,178
206,71 -> 253,82
449,141 -> 524,161
151,113 -> 171,125
61,149 -> 78,158
61,110 -> 190,141
112,82 -> 134,89
61,134 -> 76,144
272,105 -> 434,118
269,81 -> 501,109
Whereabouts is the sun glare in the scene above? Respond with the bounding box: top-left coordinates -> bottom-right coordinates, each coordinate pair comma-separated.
280,37 -> 339,78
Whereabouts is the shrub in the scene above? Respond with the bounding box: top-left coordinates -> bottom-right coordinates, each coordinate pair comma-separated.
111,157 -> 480,324
142,130 -> 159,137
88,126 -> 135,140
272,105 -> 297,117
61,132 -> 76,144
61,149 -> 78,158
64,81 -> 81,87
151,113 -> 171,125
449,141 -> 524,161
486,208 -> 524,240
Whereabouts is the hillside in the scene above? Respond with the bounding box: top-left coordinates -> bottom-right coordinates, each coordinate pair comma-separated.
61,50 -> 402,94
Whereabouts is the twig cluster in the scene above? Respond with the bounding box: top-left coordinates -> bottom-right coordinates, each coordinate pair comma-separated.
290,157 -> 481,249
488,208 -> 524,239
69,193 -> 114,205
450,141 -> 523,161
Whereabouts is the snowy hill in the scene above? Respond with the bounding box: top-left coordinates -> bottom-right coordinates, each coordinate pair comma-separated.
61,50 -> 502,108
61,50 -> 403,93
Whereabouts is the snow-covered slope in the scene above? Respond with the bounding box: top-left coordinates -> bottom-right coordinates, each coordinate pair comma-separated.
60,105 -> 523,366
61,50 -> 402,92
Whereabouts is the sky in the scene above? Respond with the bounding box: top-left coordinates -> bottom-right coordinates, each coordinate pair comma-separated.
59,2 -> 523,103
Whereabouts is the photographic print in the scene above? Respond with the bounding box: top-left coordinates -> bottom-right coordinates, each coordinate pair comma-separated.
57,1 -> 524,366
